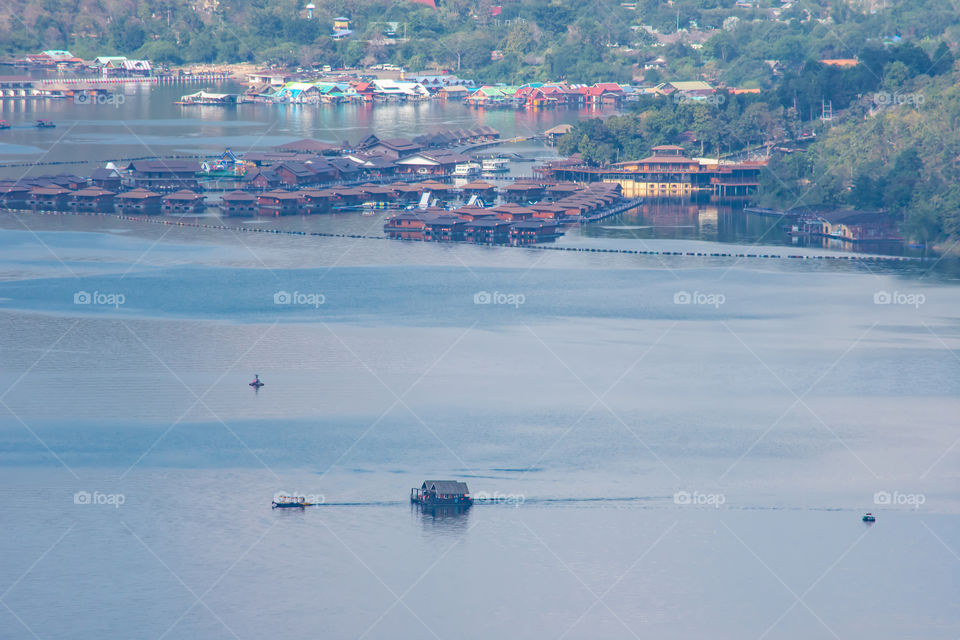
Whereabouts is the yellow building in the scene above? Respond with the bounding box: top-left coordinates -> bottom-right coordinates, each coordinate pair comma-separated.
605,145 -> 699,197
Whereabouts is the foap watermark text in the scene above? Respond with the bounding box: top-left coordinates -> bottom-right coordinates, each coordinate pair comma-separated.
874,91 -> 924,107
74,93 -> 126,107
874,290 -> 925,308
473,491 -> 526,507
474,291 -> 526,308
874,490 -> 925,508
74,491 -> 125,508
274,290 -> 325,308
674,490 -> 726,508
674,290 -> 725,308
74,290 -> 126,308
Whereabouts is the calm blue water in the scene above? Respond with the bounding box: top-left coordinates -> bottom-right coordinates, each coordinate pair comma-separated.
0,211 -> 958,638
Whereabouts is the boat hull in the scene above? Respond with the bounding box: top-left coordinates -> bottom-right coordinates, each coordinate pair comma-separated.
411,497 -> 472,506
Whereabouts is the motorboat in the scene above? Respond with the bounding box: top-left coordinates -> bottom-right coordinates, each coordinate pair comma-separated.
35,119 -> 56,128
862,512 -> 875,523
272,496 -> 318,508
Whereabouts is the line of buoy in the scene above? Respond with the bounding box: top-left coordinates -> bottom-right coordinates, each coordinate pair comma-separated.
32,74 -> 229,87
19,208 -> 925,264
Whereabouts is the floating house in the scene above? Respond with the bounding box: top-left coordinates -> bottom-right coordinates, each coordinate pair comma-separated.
411,480 -> 472,506
246,71 -> 294,88
30,186 -> 73,209
93,56 -> 152,76
18,50 -> 84,69
256,189 -> 302,215
464,219 -> 513,244
438,86 -> 470,100
177,90 -> 237,105
162,190 -> 205,212
219,190 -> 257,215
0,184 -> 31,207
70,186 -> 115,211
500,182 -> 545,202
116,188 -> 163,212
510,220 -> 560,245
802,210 -> 901,242
459,180 -> 497,198
268,81 -> 347,104
371,79 -> 431,100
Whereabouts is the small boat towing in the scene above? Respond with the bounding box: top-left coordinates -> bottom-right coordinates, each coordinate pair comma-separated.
35,119 -> 55,128
862,512 -> 876,523
272,496 -> 320,508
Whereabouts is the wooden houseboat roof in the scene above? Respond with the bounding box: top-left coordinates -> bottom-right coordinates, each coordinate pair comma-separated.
117,189 -> 162,199
221,191 -> 257,202
260,189 -> 302,200
460,180 -> 497,191
72,187 -> 115,197
422,480 -> 470,494
503,182 -> 544,191
163,189 -> 203,201
30,186 -> 73,195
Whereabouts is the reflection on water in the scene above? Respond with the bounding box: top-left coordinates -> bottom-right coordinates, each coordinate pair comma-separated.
412,503 -> 472,533
584,199 -> 926,258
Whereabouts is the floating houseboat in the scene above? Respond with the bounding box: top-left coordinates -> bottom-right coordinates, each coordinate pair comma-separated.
70,186 -> 116,211
176,90 -> 238,106
116,188 -> 163,212
256,189 -> 302,215
0,185 -> 31,207
162,189 -> 205,212
30,185 -> 73,209
411,480 -> 472,506
219,190 -> 257,215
